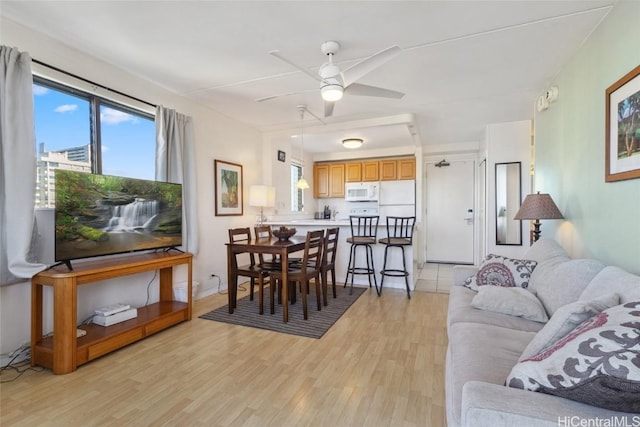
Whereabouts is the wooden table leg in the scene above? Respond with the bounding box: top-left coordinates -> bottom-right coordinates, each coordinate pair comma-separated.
282,249 -> 288,323
227,245 -> 235,313
53,278 -> 77,374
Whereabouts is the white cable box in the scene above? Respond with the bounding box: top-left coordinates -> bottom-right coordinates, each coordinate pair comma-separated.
95,303 -> 131,317
93,308 -> 137,327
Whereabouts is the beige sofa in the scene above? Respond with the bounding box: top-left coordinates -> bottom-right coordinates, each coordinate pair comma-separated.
445,239 -> 640,427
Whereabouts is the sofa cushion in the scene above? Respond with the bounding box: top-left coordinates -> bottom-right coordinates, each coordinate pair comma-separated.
447,286 -> 545,333
580,266 -> 640,303
463,254 -> 537,292
447,322 -> 536,427
472,286 -> 548,323
523,238 -> 569,263
529,258 -> 605,317
518,293 -> 620,361
507,301 -> 640,413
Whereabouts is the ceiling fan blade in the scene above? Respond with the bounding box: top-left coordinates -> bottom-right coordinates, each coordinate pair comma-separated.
269,50 -> 323,83
304,107 -> 326,124
324,101 -> 335,118
344,83 -> 404,99
342,45 -> 402,87
255,88 -> 316,103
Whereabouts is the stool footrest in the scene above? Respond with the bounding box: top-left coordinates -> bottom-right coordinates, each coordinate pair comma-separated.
380,269 -> 409,277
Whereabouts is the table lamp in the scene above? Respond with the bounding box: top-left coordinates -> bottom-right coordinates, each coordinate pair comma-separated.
249,185 -> 275,226
513,192 -> 564,243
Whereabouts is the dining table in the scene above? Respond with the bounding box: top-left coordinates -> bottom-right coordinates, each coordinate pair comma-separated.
226,234 -> 307,323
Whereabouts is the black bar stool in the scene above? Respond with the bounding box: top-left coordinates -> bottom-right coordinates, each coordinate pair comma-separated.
379,216 -> 416,299
344,215 -> 379,295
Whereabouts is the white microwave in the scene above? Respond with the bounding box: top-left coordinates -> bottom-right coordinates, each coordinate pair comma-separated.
345,182 -> 379,202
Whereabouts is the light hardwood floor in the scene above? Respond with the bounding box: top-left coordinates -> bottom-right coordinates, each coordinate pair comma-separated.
1,286 -> 449,426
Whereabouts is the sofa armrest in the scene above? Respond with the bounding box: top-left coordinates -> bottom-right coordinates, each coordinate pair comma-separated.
462,381 -> 634,427
452,265 -> 478,286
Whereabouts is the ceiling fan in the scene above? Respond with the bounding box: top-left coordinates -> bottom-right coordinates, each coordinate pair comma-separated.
257,41 -> 404,117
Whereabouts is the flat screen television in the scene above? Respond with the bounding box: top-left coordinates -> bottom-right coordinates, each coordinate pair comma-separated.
54,170 -> 183,268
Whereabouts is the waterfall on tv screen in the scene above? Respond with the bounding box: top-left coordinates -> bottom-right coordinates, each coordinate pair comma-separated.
104,198 -> 159,232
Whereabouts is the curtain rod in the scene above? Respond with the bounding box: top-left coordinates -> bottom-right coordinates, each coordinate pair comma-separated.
32,58 -> 157,109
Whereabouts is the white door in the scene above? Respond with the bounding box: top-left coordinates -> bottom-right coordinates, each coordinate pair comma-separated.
425,160 -> 475,264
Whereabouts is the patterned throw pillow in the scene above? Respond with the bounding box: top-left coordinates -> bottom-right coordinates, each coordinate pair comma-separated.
506,301 -> 640,412
464,254 -> 538,292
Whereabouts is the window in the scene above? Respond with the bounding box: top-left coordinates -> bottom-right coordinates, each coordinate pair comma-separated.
291,162 -> 304,212
33,78 -> 155,208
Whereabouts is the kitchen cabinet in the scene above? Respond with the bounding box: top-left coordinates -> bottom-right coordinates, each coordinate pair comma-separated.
314,163 -> 345,198
380,158 -> 416,181
362,161 -> 380,181
345,162 -> 362,182
346,161 -> 379,182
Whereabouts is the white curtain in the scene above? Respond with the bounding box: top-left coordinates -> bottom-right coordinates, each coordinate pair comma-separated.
155,106 -> 198,255
0,46 -> 47,285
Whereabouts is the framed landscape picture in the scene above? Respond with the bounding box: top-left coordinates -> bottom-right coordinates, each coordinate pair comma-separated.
605,64 -> 640,182
214,159 -> 243,216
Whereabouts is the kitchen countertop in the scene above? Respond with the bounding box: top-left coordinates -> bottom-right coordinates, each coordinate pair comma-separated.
263,220 -> 350,227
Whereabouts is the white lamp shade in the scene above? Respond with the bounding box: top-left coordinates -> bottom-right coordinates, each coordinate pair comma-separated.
296,177 -> 309,189
249,185 -> 275,207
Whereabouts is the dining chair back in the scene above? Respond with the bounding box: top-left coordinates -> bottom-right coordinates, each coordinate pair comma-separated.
321,227 -> 340,303
228,227 -> 269,314
269,230 -> 324,320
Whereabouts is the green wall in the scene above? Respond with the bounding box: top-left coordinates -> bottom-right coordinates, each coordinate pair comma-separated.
535,0 -> 640,274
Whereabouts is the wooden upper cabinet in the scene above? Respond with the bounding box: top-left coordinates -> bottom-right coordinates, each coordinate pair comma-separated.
313,164 -> 330,198
362,161 -> 380,181
398,158 -> 416,180
380,160 -> 398,181
345,162 -> 362,182
329,163 -> 345,197
380,158 -> 416,180
314,163 -> 345,198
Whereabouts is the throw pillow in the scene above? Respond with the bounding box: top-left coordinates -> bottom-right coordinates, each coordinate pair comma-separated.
507,301 -> 640,413
518,293 -> 620,361
472,286 -> 548,323
464,254 -> 537,292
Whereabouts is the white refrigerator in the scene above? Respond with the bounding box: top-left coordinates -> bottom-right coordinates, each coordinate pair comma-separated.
378,180 -> 416,224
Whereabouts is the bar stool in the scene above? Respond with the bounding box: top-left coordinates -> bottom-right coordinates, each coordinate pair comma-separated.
378,216 -> 416,299
344,215 -> 379,295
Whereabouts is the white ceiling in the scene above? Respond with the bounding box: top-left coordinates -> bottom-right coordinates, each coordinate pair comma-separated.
1,1 -> 615,154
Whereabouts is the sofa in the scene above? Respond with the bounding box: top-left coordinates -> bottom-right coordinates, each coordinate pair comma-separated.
445,239 -> 640,427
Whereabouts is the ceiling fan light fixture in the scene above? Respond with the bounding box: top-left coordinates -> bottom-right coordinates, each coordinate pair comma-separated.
321,84 -> 343,102
342,138 -> 364,149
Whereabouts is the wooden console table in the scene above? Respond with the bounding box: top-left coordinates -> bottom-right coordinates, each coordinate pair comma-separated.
31,251 -> 192,374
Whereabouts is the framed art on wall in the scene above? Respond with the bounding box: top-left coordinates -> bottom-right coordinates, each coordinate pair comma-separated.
214,159 -> 243,216
606,64 -> 640,182
277,150 -> 286,162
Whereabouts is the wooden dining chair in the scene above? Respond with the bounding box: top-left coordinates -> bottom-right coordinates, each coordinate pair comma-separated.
269,230 -> 324,320
253,225 -> 282,271
228,227 -> 270,315
321,227 -> 340,305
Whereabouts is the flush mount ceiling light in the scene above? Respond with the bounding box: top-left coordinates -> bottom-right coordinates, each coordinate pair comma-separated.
342,138 -> 364,149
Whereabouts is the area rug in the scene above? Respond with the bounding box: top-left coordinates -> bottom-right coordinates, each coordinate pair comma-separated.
199,285 -> 366,339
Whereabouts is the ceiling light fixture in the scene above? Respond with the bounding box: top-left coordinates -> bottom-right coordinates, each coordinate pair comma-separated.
321,83 -> 343,102
342,138 -> 364,149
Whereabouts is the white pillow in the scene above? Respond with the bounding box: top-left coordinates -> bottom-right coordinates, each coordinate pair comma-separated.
519,293 -> 620,361
471,286 -> 548,323
464,254 -> 537,292
507,301 -> 640,413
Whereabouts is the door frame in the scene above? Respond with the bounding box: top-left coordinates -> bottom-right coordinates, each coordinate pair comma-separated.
423,153 -> 479,265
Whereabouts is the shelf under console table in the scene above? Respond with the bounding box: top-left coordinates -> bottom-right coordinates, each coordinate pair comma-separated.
31,251 -> 193,374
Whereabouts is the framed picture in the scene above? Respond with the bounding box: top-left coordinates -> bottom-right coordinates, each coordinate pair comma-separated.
606,64 -> 640,182
214,159 -> 243,216
277,150 -> 286,162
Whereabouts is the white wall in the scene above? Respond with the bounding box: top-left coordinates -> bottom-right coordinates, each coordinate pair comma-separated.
0,18 -> 264,360
534,1 -> 640,273
485,120 -> 532,259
